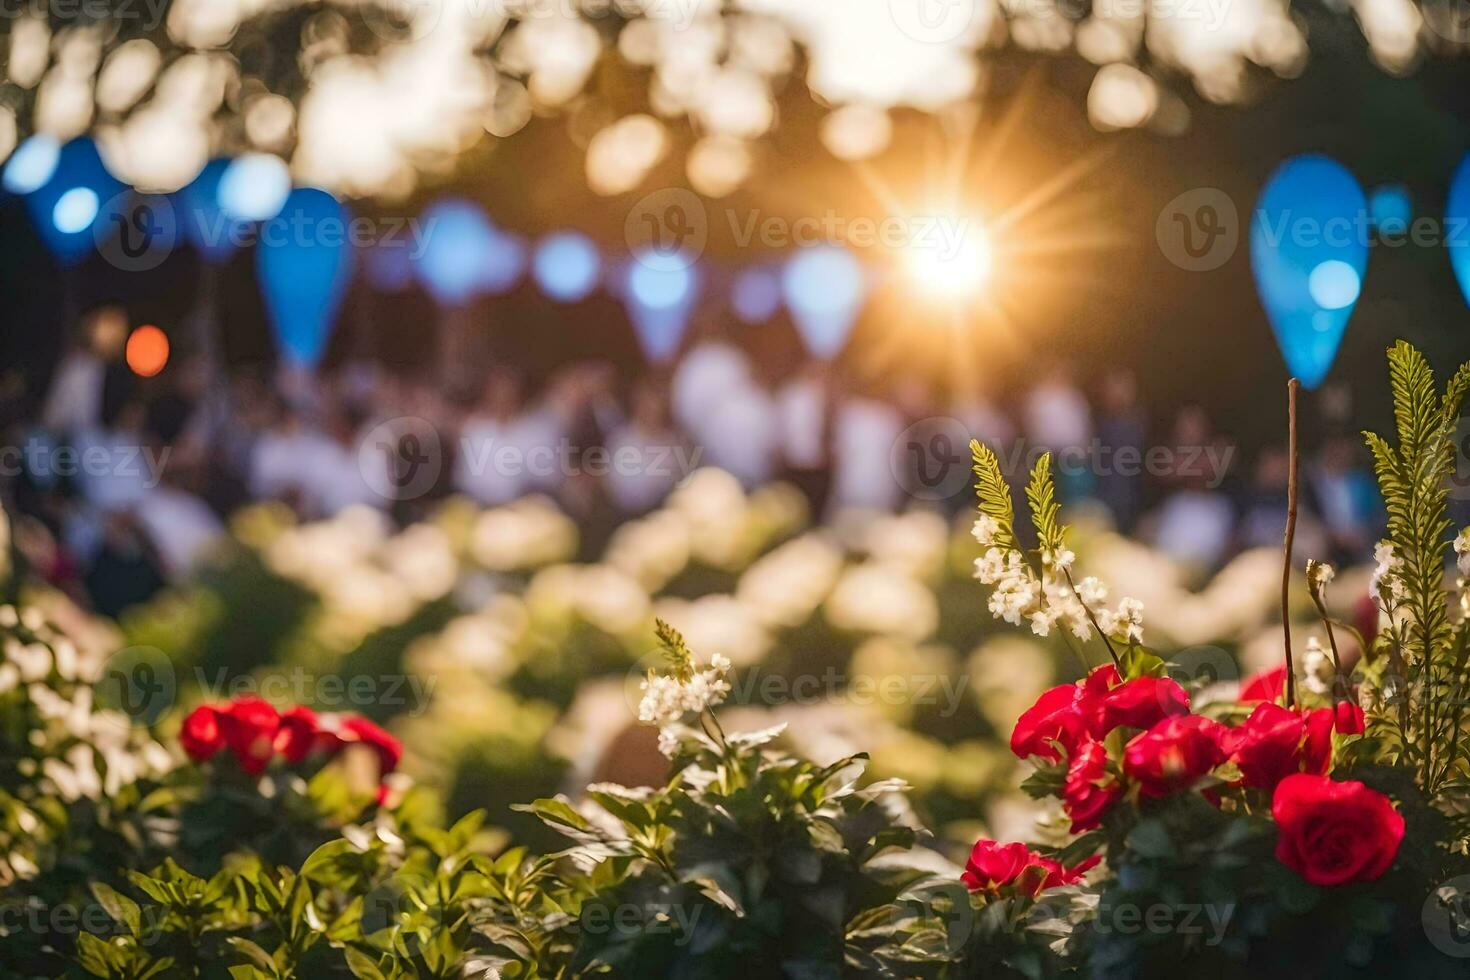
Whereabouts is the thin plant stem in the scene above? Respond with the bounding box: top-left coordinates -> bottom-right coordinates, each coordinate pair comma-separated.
1281,378 -> 1300,709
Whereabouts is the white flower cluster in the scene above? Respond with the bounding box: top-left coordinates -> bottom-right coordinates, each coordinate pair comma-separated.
970,519 -> 1144,644
1370,541 -> 1407,603
637,652 -> 733,757
1455,528 -> 1470,578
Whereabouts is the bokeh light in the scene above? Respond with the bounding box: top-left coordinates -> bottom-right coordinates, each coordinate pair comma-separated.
1308,259 -> 1361,310
125,325 -> 170,377
218,153 -> 291,222
51,187 -> 99,234
783,245 -> 865,359
533,231 -> 601,303
3,134 -> 61,194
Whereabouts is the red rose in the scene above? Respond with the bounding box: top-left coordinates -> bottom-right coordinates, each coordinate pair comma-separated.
1088,676 -> 1190,738
338,716 -> 403,776
179,705 -> 224,761
1123,714 -> 1228,797
1240,664 -> 1286,704
217,696 -> 281,776
1081,665 -> 1121,699
1035,854 -> 1101,891
1010,684 -> 1090,762
961,840 -> 1034,892
961,839 -> 1098,895
1223,703 -> 1332,790
1271,774 -> 1404,886
1063,739 -> 1121,833
274,706 -> 326,764
1333,701 -> 1365,735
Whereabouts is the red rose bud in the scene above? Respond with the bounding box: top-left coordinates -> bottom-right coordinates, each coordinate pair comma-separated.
217,696 -> 281,776
1271,774 -> 1404,887
1123,714 -> 1228,797
1087,676 -> 1191,738
1333,701 -> 1366,735
179,705 -> 224,761
1239,664 -> 1287,704
961,840 -> 1034,892
1010,684 -> 1089,763
1222,703 -> 1332,791
274,706 -> 326,764
1063,739 -> 1121,833
338,716 -> 403,776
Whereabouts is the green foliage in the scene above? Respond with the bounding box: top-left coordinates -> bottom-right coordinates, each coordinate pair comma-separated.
970,440 -> 1019,553
1024,453 -> 1066,558
1361,342 -> 1470,795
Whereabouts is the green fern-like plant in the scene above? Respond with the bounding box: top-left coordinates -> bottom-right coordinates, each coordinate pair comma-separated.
970,440 -> 1020,553
1361,341 -> 1470,796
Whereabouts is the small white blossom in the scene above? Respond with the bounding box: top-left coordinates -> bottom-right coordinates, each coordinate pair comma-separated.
1370,541 -> 1406,602
971,515 -> 1001,548
1042,547 -> 1075,572
1456,528 -> 1470,577
636,652 -> 732,754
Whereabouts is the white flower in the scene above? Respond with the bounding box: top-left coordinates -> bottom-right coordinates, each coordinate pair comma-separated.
636,655 -> 732,729
1370,540 -> 1406,602
1042,547 -> 1075,573
971,515 -> 1001,548
1306,559 -> 1335,593
1455,528 -> 1470,577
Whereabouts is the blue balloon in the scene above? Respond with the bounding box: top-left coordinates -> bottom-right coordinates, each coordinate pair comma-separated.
414,198 -> 501,306
1250,155 -> 1368,389
533,231 -> 600,302
256,188 -> 354,368
25,138 -> 123,266
623,250 -> 700,362
782,246 -> 865,359
731,266 -> 781,324
177,158 -> 246,264
3,134 -> 61,194
1446,153 -> 1470,308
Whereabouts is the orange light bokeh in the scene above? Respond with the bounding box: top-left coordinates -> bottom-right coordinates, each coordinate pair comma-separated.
126,325 -> 169,378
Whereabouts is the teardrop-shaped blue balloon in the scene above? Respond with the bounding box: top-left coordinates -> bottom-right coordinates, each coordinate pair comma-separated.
25,138 -> 123,267
1250,155 -> 1368,389
623,250 -> 700,362
1445,152 -> 1470,308
177,158 -> 245,264
782,246 -> 865,359
256,188 -> 353,368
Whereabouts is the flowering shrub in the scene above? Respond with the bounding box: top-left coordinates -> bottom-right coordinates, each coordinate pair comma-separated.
952,341 -> 1470,973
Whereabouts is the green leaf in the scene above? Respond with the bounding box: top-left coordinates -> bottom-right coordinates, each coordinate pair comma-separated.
970,440 -> 1018,553
75,933 -> 116,978
1125,820 -> 1175,860
1024,452 -> 1064,555
90,882 -> 141,936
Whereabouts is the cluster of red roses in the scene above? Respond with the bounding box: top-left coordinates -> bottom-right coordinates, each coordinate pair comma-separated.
966,663 -> 1404,895
179,696 -> 403,796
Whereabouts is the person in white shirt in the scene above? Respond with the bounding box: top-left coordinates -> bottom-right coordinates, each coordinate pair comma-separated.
41,305 -> 128,436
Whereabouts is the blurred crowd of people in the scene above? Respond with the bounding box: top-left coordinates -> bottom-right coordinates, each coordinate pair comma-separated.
0,303 -> 1409,619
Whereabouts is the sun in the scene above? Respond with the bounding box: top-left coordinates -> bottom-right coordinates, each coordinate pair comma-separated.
905,222 -> 994,299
